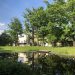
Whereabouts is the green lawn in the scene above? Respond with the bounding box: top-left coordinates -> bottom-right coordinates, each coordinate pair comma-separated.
0,46 -> 75,56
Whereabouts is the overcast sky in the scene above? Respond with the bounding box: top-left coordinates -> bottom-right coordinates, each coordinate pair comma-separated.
0,0 -> 53,32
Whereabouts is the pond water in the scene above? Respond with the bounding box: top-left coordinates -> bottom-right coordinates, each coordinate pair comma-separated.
0,52 -> 75,75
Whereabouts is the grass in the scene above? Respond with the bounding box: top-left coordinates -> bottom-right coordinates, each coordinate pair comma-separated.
0,46 -> 75,56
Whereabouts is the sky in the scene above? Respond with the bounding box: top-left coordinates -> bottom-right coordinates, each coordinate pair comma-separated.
0,0 -> 53,33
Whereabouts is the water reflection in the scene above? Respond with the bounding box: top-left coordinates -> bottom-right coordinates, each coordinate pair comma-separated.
0,52 -> 75,75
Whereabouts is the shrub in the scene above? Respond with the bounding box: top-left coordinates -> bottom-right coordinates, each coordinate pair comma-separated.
34,54 -> 75,75
0,60 -> 32,75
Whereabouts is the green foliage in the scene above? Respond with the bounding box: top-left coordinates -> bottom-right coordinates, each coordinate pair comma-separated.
36,55 -> 75,75
24,0 -> 71,46
0,33 -> 13,46
38,26 -> 48,45
5,0 -> 75,46
47,34 -> 56,42
8,18 -> 23,45
0,60 -> 32,75
24,7 -> 49,45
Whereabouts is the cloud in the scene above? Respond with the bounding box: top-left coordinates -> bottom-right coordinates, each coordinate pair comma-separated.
0,30 -> 4,34
0,23 -> 5,26
0,22 -> 6,34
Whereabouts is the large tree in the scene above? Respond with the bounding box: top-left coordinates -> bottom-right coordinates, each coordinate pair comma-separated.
46,1 -> 68,45
24,7 -> 49,46
24,8 -> 37,45
23,0 -> 75,46
8,18 -> 23,46
64,0 -> 75,46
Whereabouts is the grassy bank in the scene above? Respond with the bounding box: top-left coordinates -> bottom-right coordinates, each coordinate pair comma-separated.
0,46 -> 75,56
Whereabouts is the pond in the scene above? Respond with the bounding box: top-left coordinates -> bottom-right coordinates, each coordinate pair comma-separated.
0,51 -> 75,75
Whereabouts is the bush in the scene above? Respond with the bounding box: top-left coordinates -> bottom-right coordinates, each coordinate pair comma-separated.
0,60 -> 32,75
34,54 -> 75,75
0,33 -> 13,46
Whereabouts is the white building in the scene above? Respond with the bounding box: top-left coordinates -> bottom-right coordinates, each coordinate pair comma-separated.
18,34 -> 52,46
18,34 -> 27,46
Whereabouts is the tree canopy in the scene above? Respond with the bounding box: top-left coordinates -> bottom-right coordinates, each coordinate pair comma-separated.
8,18 -> 23,46
6,0 -> 75,46
24,0 -> 75,46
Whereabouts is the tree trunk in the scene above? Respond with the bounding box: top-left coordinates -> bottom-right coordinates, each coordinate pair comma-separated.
32,26 -> 34,46
73,41 -> 75,46
43,36 -> 45,46
51,41 -> 57,47
15,34 -> 18,46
